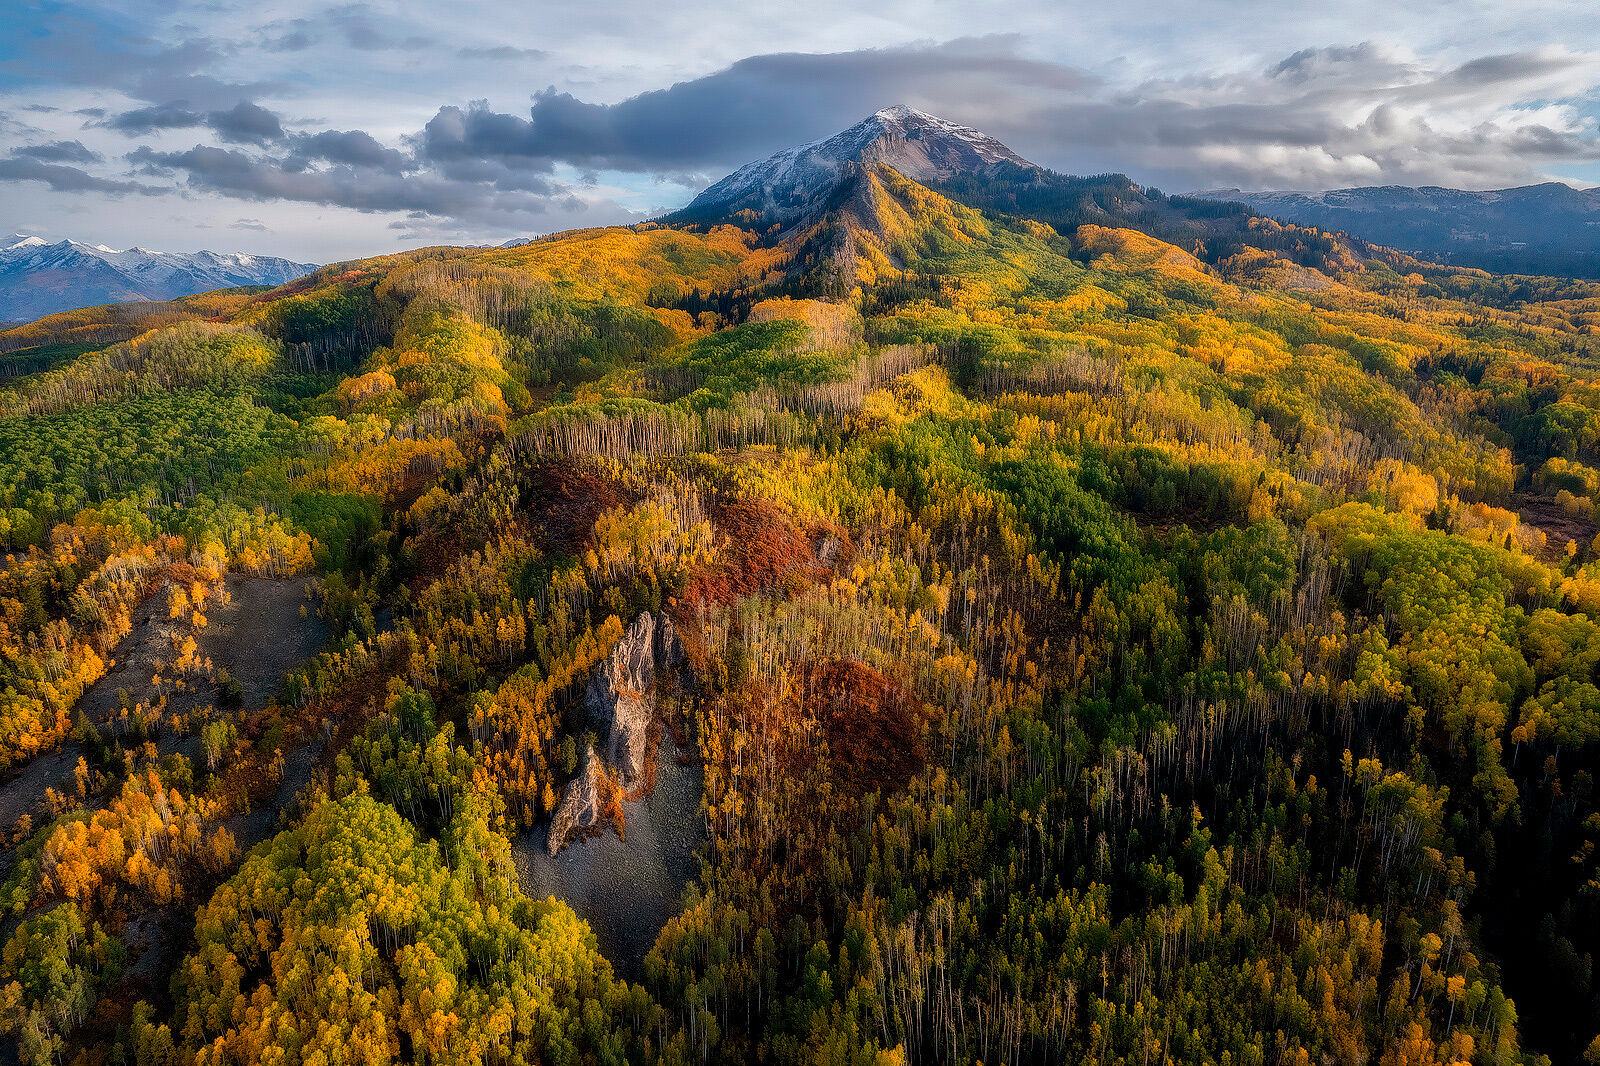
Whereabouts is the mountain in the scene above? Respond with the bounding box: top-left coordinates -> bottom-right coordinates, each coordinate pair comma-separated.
1190,182 -> 1600,277
0,233 -> 316,320
667,106 -> 1402,285
669,105 -> 1036,228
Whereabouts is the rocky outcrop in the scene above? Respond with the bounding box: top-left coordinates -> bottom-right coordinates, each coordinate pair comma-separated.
588,612 -> 657,790
547,747 -> 604,855
585,609 -> 692,791
654,612 -> 687,675
549,610 -> 693,854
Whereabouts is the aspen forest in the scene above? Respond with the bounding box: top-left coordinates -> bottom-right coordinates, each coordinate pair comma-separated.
3,152 -> 1600,1066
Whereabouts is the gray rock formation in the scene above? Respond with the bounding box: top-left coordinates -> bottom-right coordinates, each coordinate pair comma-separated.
549,610 -> 693,854
654,611 -> 687,675
548,746 -> 604,855
588,612 -> 657,790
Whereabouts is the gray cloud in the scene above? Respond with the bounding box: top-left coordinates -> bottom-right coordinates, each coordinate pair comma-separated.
285,130 -> 411,173
208,101 -> 286,146
13,141 -> 104,165
263,28 -> 315,53
1441,50 -> 1587,88
258,5 -> 430,55
399,36 -> 1600,193
107,103 -> 206,135
124,144 -> 627,228
10,24 -> 1598,255
457,46 -> 549,61
0,157 -> 159,195
3,8 -> 281,111
1015,43 -> 1600,189
106,100 -> 286,146
417,37 -> 1098,176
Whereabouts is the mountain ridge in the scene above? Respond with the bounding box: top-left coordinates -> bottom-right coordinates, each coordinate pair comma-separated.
4,103 -> 1600,1066
1190,182 -> 1600,277
0,233 -> 316,320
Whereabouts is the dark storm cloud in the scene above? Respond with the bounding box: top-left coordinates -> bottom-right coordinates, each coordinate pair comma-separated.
13,140 -> 104,164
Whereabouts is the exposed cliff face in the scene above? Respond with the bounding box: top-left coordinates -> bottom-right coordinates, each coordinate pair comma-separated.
588,612 -> 657,789
654,611 -> 687,678
547,746 -> 604,855
549,610 -> 691,853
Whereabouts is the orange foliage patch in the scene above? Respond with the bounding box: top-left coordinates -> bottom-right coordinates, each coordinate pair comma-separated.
519,460 -> 635,554
799,658 -> 927,795
684,495 -> 825,606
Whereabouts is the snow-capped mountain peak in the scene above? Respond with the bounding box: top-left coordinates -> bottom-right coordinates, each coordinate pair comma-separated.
0,234 -> 317,322
674,105 -> 1037,227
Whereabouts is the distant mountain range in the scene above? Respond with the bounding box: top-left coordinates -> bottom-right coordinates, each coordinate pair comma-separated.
671,111 -> 1600,280
1190,183 -> 1600,277
0,234 -> 316,321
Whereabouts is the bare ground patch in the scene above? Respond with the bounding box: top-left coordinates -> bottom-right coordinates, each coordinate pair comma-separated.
512,728 -> 704,980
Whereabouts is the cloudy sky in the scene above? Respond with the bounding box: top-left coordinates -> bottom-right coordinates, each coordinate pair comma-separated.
2,0 -> 1598,261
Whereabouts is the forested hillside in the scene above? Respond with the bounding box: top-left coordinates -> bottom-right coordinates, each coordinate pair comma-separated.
3,121 -> 1600,1066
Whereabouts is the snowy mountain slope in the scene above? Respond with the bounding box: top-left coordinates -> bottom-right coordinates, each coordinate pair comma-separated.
670,105 -> 1037,228
0,234 -> 316,321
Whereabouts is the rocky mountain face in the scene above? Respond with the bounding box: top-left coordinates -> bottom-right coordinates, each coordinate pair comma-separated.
670,105 -> 1037,229
0,234 -> 316,321
1190,183 -> 1600,277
